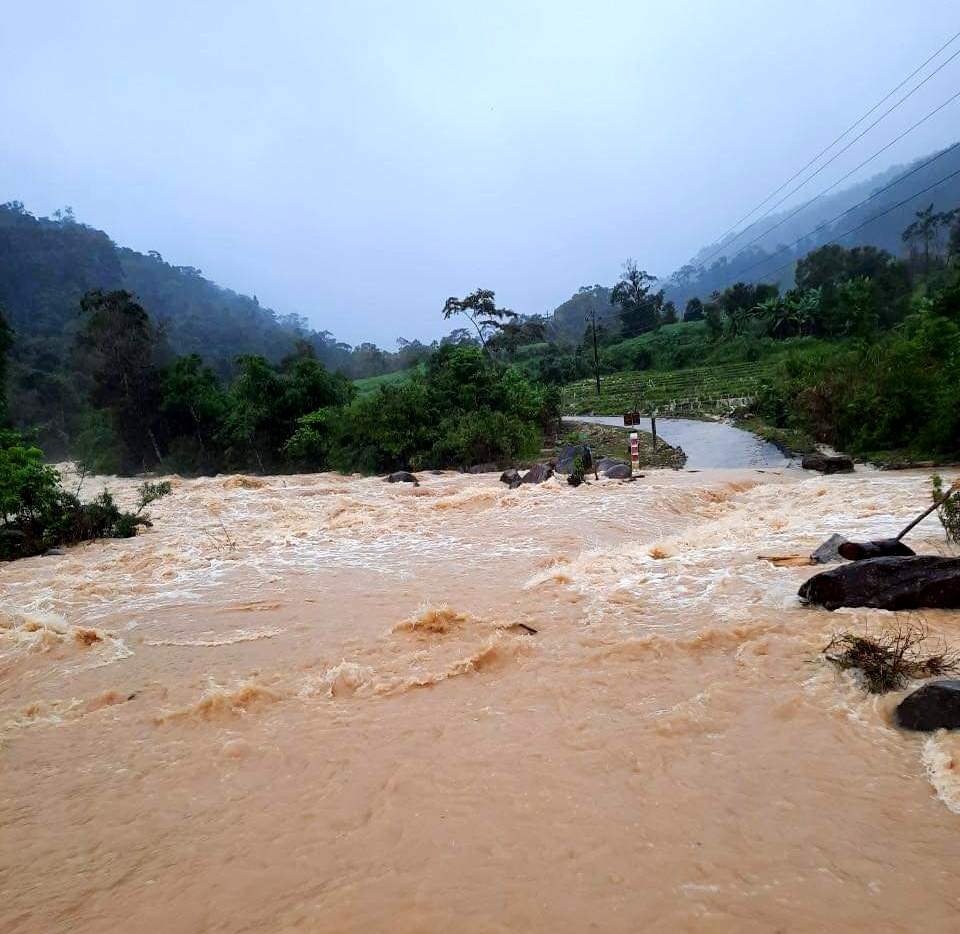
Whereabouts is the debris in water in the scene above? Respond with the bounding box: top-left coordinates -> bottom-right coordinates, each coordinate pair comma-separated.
823,624 -> 960,694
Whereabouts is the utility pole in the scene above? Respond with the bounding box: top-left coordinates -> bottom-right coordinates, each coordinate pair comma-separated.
588,311 -> 601,397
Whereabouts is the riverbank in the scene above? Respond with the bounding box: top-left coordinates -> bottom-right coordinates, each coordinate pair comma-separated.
556,420 -> 686,469
3,467 -> 960,931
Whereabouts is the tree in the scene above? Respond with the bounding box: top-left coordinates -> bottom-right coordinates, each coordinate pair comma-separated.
902,203 -> 956,276
442,289 -> 518,351
661,301 -> 678,325
684,297 -> 705,321
75,289 -> 164,472
704,301 -> 724,340
611,261 -> 662,337
0,308 -> 12,423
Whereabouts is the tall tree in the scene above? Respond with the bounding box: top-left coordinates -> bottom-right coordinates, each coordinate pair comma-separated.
75,289 -> 164,472
442,289 -> 518,351
0,308 -> 12,423
611,261 -> 662,337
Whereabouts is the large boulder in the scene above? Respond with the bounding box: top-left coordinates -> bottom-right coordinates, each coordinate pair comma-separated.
802,453 -> 854,474
604,463 -> 633,480
385,471 -> 419,485
467,462 -> 498,474
799,556 -> 960,611
521,464 -> 554,485
555,445 -> 593,475
895,680 -> 960,731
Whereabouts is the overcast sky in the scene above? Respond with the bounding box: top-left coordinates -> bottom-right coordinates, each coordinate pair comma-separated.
2,1 -> 959,346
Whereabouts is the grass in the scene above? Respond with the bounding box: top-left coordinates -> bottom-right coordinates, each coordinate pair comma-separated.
352,367 -> 417,396
562,361 -> 780,416
734,416 -> 817,457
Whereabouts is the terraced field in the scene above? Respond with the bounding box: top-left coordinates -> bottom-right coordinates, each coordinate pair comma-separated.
562,361 -> 778,416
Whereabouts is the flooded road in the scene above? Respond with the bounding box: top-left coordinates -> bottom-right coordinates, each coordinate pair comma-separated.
2,467 -> 959,932
567,416 -> 793,469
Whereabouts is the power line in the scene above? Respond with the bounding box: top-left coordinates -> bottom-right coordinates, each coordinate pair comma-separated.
741,164 -> 960,286
714,142 -> 960,285
697,29 -> 960,267
715,87 -> 960,272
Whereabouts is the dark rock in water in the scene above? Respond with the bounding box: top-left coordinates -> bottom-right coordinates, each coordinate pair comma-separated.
500,468 -> 521,486
386,471 -> 419,485
467,462 -> 498,474
521,464 -> 554,485
604,463 -> 633,480
810,534 -> 848,564
801,453 -> 854,474
838,539 -> 916,561
895,680 -> 960,731
596,457 -> 622,472
567,472 -> 584,487
799,556 -> 960,611
555,444 -> 593,475
43,547 -> 66,557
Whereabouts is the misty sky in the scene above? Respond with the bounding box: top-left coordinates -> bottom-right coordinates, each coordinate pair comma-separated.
2,1 -> 959,346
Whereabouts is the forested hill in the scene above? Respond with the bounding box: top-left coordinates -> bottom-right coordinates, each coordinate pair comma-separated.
662,142 -> 960,308
0,201 -> 355,376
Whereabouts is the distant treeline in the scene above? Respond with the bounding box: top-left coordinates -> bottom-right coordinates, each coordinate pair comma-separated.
0,287 -> 557,478
0,202 -> 457,454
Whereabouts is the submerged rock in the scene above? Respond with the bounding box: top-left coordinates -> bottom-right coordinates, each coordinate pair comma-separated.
521,464 -> 554,485
555,445 -> 594,475
604,463 -> 633,480
801,453 -> 854,474
838,539 -> 916,561
499,468 -> 521,487
810,533 -> 848,564
385,471 -> 419,485
467,462 -> 498,474
895,680 -> 960,731
799,556 -> 960,611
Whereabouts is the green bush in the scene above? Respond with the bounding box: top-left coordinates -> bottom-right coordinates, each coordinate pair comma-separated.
0,430 -> 170,560
288,345 -> 557,473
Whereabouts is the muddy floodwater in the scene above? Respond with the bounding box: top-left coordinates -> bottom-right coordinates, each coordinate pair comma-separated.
2,467 -> 960,932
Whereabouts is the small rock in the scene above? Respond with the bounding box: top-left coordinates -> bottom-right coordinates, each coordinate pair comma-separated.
895,680 -> 960,731
467,462 -> 498,474
521,464 -> 554,485
43,547 -> 66,557
801,453 -> 854,474
386,471 -> 419,485
500,468 -> 521,486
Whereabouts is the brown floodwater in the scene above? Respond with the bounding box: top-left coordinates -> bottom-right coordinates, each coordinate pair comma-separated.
2,466 -> 959,932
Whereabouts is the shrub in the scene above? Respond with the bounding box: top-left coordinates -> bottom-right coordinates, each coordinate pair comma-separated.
0,430 -> 170,560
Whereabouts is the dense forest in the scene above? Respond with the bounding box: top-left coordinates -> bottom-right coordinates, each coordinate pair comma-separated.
0,202 -> 441,454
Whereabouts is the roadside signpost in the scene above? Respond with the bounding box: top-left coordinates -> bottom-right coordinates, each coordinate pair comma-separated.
629,431 -> 639,473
